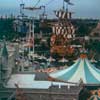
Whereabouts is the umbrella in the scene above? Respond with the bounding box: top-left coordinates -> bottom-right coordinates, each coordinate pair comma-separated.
47,56 -> 56,62
38,55 -> 47,60
90,59 -> 97,63
58,58 -> 68,63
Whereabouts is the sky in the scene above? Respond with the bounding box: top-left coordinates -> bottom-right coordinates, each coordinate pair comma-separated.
0,0 -> 100,19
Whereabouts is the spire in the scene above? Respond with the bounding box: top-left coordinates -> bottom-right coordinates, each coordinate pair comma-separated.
2,41 -> 8,58
0,39 -> 9,87
80,54 -> 87,59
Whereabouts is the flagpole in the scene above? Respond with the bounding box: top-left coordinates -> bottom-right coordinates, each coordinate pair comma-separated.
63,0 -> 65,10
28,19 -> 34,60
32,18 -> 35,55
29,20 -> 31,57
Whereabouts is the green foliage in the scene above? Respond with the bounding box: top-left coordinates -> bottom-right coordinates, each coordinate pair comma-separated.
74,20 -> 97,36
0,19 -> 19,40
0,18 -> 98,40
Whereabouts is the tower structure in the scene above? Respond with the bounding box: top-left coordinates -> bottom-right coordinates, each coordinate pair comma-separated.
23,5 -> 41,56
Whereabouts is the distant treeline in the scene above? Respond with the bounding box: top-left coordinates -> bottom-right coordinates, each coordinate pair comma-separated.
0,19 -> 18,40
0,18 -> 98,40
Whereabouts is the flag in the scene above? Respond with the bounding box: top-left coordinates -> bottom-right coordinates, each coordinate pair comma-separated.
64,0 -> 74,5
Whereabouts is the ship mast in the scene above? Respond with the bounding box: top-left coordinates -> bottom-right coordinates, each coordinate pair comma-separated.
53,0 -> 74,38
50,0 -> 75,57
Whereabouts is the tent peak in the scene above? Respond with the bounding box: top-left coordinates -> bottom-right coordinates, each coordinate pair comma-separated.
80,54 -> 87,59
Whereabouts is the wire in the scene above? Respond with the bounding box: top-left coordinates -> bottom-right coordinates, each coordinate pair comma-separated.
45,0 -> 56,6
34,0 -> 41,7
18,0 -> 24,4
21,0 -> 24,4
18,0 -> 41,7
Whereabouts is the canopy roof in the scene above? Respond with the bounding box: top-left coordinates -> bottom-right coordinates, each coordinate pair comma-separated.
50,55 -> 100,84
6,74 -> 75,89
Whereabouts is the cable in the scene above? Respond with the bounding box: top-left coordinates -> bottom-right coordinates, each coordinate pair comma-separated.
34,0 -> 41,7
45,0 -> 56,6
21,0 -> 24,4
18,0 -> 24,4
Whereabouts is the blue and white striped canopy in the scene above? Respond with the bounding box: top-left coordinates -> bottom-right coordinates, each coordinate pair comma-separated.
50,58 -> 100,84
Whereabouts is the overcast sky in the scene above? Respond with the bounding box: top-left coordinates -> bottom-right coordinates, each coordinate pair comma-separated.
0,0 -> 100,19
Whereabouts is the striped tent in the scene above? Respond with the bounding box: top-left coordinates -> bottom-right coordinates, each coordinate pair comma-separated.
54,10 -> 72,19
52,22 -> 75,40
49,54 -> 100,84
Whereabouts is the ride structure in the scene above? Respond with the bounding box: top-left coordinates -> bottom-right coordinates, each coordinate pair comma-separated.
50,0 -> 76,58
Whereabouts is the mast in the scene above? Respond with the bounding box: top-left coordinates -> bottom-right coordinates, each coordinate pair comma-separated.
20,3 -> 25,17
27,18 -> 35,60
32,18 -> 35,54
39,6 -> 47,20
28,20 -> 32,55
63,0 -> 65,10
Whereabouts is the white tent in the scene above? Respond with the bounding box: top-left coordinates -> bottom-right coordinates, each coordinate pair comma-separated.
47,56 -> 56,62
58,58 -> 68,63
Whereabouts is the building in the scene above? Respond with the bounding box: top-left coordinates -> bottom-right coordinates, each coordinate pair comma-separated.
49,54 -> 100,84
1,40 -> 100,100
0,41 -> 81,100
